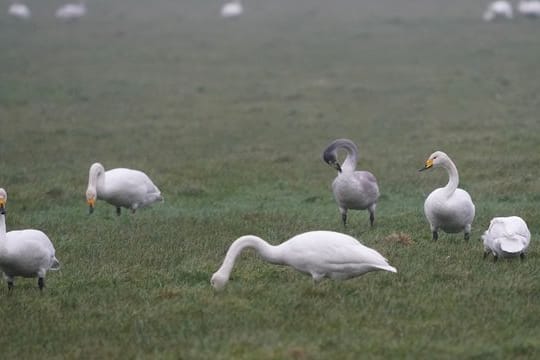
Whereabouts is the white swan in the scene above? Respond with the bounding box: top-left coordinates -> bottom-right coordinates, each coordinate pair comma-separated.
483,1 -> 513,21
419,151 -> 475,241
0,188 -> 60,291
210,230 -> 397,290
86,162 -> 163,215
55,2 -> 86,20
517,1 -> 540,17
482,216 -> 530,260
322,139 -> 380,227
221,0 -> 243,18
8,3 -> 31,19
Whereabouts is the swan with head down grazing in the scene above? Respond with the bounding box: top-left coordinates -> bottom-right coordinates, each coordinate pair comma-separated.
0,188 -> 60,291
482,216 -> 530,260
419,151 -> 475,241
322,139 -> 379,227
210,230 -> 397,290
86,162 -> 163,215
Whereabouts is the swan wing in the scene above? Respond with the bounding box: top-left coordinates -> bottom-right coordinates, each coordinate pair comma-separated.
486,217 -> 530,254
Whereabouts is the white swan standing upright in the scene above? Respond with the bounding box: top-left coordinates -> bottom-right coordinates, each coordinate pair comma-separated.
86,162 -> 163,215
483,1 -> 513,21
55,2 -> 87,20
0,188 -> 60,291
482,216 -> 531,260
221,0 -> 243,18
419,151 -> 475,241
322,139 -> 380,227
210,230 -> 397,290
8,3 -> 31,19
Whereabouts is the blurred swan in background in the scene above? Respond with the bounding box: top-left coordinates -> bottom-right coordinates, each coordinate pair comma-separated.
483,1 -> 513,21
322,139 -> 379,227
419,151 -> 475,241
55,2 -> 87,20
482,216 -> 530,260
86,163 -> 163,215
221,0 -> 243,18
517,0 -> 540,17
8,3 -> 31,19
211,230 -> 397,290
0,188 -> 60,291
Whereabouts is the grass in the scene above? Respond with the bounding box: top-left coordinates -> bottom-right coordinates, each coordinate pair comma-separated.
1,0 -> 539,358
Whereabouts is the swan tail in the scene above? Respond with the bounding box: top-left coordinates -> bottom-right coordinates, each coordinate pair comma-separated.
500,236 -> 526,254
377,264 -> 397,273
50,257 -> 61,271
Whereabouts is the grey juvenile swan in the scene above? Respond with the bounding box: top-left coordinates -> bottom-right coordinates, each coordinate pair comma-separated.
322,139 -> 380,227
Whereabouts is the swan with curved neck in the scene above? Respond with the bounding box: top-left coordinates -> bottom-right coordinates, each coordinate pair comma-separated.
322,139 -> 380,227
419,151 -> 475,241
482,216 -> 530,261
211,230 -> 396,290
0,188 -> 60,291
86,162 -> 163,215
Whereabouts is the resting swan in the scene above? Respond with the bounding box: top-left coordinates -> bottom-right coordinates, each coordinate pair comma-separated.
86,162 -> 163,215
482,216 -> 530,260
8,3 -> 31,19
221,0 -> 243,18
322,139 -> 380,227
210,230 -> 397,290
0,188 -> 60,291
419,151 -> 475,241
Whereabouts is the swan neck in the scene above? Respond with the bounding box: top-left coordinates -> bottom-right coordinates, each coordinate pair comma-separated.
341,143 -> 358,172
442,159 -> 459,196
88,164 -> 105,192
0,214 -> 7,253
216,236 -> 281,280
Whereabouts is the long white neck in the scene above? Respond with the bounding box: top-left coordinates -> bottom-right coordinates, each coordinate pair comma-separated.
215,236 -> 283,281
340,142 -> 358,173
441,158 -> 459,197
87,164 -> 105,193
0,214 -> 7,255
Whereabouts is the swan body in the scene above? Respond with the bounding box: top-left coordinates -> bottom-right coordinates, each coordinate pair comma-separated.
419,151 -> 475,241
211,230 -> 397,290
482,216 -> 530,260
322,139 -> 379,227
55,2 -> 86,20
483,1 -> 513,21
86,162 -> 163,215
517,1 -> 540,17
8,3 -> 31,19
221,1 -> 243,18
0,188 -> 60,291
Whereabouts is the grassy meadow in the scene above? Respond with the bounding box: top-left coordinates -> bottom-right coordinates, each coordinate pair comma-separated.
1,0 -> 539,358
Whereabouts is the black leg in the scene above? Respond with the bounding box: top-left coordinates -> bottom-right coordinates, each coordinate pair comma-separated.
483,251 -> 488,259
116,207 -> 121,216
341,213 -> 347,227
369,212 -> 375,227
38,277 -> 44,291
520,253 -> 525,260
7,281 -> 13,291
464,233 -> 470,241
432,231 -> 438,241
493,255 -> 498,262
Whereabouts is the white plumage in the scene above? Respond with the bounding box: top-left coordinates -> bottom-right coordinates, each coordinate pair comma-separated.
0,188 -> 60,291
483,1 -> 513,21
86,162 -> 163,215
322,139 -> 379,227
482,216 -> 531,260
221,0 -> 243,18
55,2 -> 87,20
419,151 -> 475,241
211,230 -> 397,290
8,3 -> 31,19
517,1 -> 540,17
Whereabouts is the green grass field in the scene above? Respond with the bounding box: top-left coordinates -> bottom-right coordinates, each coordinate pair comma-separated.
1,0 -> 539,358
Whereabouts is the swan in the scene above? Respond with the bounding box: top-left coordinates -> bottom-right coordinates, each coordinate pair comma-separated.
8,3 -> 31,19
86,162 -> 163,215
322,139 -> 380,227
483,1 -> 513,21
210,230 -> 397,290
221,0 -> 243,18
55,2 -> 86,20
482,216 -> 530,260
0,188 -> 60,291
517,1 -> 540,17
419,151 -> 475,241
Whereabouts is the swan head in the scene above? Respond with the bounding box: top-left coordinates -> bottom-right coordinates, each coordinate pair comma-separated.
210,272 -> 229,291
86,188 -> 96,214
419,151 -> 449,171
322,149 -> 342,173
0,188 -> 6,215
